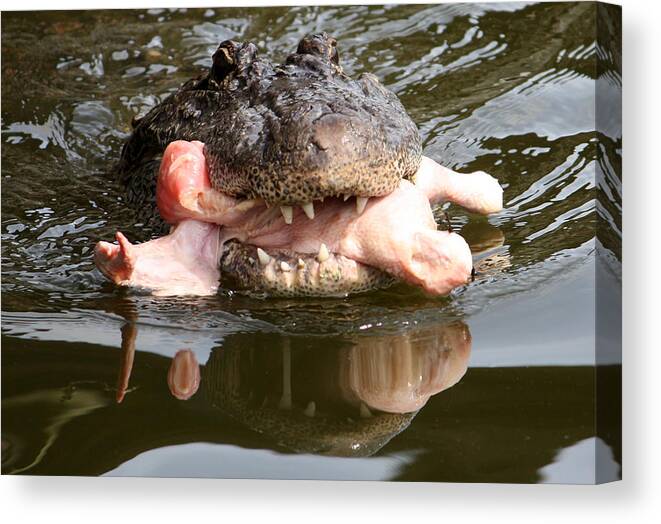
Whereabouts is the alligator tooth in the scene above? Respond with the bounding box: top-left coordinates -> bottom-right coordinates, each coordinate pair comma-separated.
280,261 -> 291,272
301,202 -> 315,220
317,243 -> 329,262
360,402 -> 372,418
257,248 -> 271,266
303,401 -> 316,418
297,258 -> 306,269
280,205 -> 293,224
343,194 -> 351,201
356,196 -> 369,215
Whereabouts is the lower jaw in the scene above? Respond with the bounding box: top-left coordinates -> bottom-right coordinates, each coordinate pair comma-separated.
220,240 -> 394,297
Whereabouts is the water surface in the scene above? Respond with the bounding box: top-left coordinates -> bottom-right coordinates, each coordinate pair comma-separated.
1,2 -> 621,482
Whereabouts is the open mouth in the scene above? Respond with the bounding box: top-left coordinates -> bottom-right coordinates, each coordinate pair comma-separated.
95,140 -> 503,297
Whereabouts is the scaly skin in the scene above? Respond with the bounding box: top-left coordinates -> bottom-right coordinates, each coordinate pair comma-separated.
115,32 -> 422,223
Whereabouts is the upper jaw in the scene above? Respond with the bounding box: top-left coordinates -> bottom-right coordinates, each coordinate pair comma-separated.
271,194 -> 373,225
204,149 -> 423,220
203,145 -> 420,209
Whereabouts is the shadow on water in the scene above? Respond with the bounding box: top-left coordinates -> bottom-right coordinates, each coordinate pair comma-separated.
2,2 -> 621,481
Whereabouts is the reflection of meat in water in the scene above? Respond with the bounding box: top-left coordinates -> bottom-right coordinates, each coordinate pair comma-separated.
201,322 -> 470,456
167,350 -> 201,401
115,323 -> 201,402
339,322 -> 471,414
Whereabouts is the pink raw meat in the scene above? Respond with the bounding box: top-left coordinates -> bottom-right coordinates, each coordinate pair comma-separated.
95,140 -> 503,296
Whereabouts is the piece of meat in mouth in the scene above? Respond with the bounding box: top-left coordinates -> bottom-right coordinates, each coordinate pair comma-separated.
94,140 -> 503,297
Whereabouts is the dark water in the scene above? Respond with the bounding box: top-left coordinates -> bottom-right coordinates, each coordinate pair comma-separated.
1,2 -> 621,482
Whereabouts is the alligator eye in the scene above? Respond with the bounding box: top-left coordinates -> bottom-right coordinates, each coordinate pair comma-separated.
330,45 -> 340,66
296,37 -> 315,56
326,36 -> 339,65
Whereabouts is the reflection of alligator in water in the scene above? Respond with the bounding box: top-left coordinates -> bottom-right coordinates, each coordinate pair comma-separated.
111,321 -> 471,457
1,329 -> 620,480
1,319 -> 471,472
203,326 -> 470,456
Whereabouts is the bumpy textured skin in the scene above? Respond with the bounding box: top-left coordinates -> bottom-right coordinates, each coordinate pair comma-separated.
115,33 -> 422,211
220,240 -> 394,297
